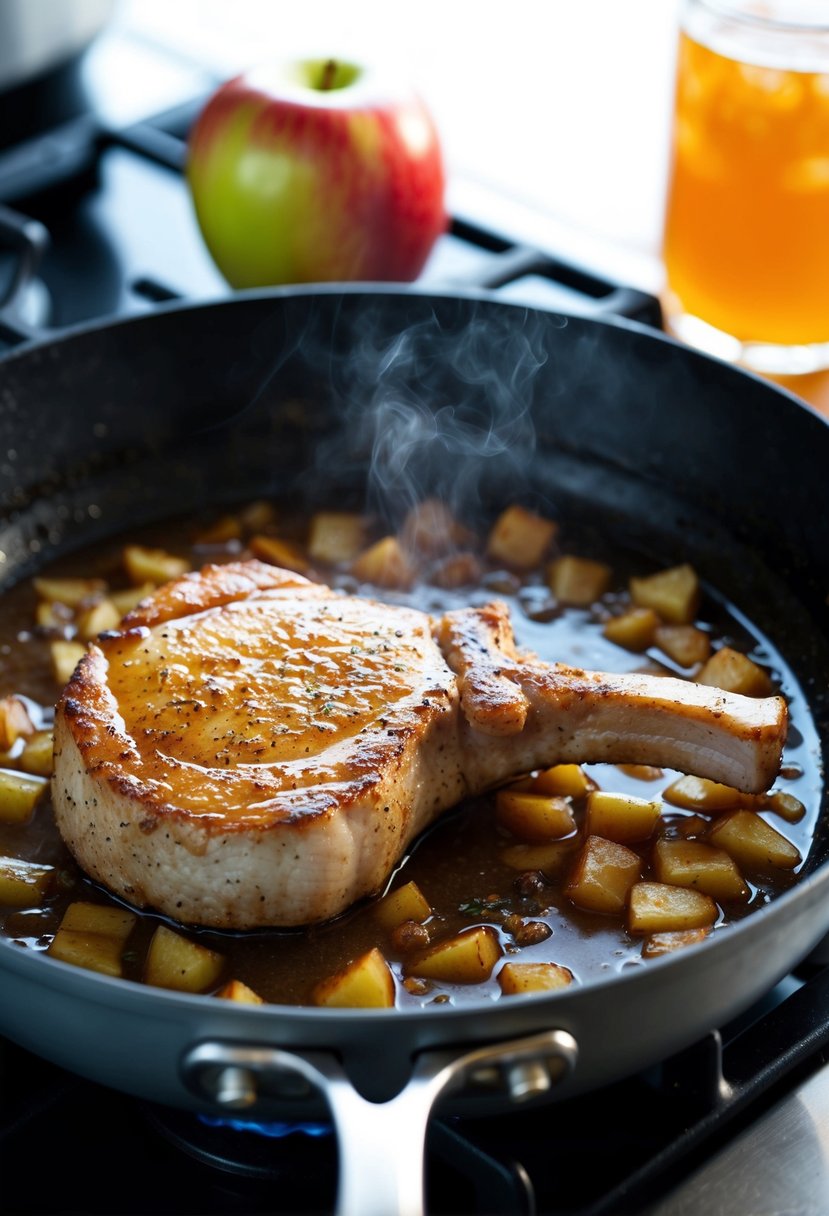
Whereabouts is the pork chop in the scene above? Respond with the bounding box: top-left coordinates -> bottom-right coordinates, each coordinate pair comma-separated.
52,560 -> 787,929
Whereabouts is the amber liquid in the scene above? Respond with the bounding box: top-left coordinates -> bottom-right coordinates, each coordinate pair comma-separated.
662,30 -> 829,348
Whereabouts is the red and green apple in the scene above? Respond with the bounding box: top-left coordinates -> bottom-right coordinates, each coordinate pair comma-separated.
186,58 -> 447,288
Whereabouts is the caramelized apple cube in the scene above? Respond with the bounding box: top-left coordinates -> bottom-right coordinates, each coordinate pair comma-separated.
307,512 -> 368,564
642,928 -> 709,957
144,924 -> 224,993
374,880 -> 432,930
401,500 -> 474,557
33,575 -> 107,608
763,791 -> 806,823
47,929 -> 126,977
351,536 -> 416,589
696,647 -> 773,696
531,763 -> 592,799
602,607 -> 659,652
585,790 -> 661,843
193,514 -> 243,545
0,769 -> 47,823
248,534 -> 310,574
47,901 -> 136,977
652,839 -> 749,902
498,961 -> 574,995
123,545 -> 190,586
216,979 -> 265,1005
627,882 -> 717,934
565,836 -> 641,914
546,555 -> 612,607
50,640 -> 87,685
60,901 -> 136,942
430,553 -> 484,589
313,946 -> 395,1008
629,563 -> 700,625
0,696 -> 34,750
495,790 -> 576,842
238,499 -> 278,531
500,840 -> 579,875
19,730 -> 54,778
76,598 -> 121,641
486,505 -> 557,570
405,926 -> 502,984
0,856 -> 54,906
707,810 -> 801,872
662,775 -> 748,814
108,583 -> 154,617
654,624 -> 711,668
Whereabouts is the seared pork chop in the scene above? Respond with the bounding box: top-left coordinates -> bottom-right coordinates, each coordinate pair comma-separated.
52,560 -> 787,929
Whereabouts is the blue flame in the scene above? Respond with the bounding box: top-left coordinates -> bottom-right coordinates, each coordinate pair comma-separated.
199,1113 -> 333,1139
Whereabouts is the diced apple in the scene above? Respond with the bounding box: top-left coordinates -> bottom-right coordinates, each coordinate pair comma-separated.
60,901 -> 136,942
652,839 -> 749,902
144,924 -> 224,993
47,929 -> 126,977
401,500 -> 474,557
351,536 -> 416,589
531,763 -> 592,799
216,979 -> 265,1004
546,555 -> 612,607
763,791 -> 806,823
50,640 -> 87,685
616,764 -> 663,781
35,601 -> 72,631
307,512 -> 368,564
486,505 -> 557,570
642,928 -> 709,958
312,946 -> 395,1008
33,575 -> 107,608
0,696 -> 34,749
585,790 -> 661,843
108,583 -> 154,617
696,647 -> 773,696
374,880 -> 432,930
654,624 -> 711,668
0,769 -> 47,823
193,514 -> 243,544
707,810 -> 801,872
602,607 -> 659,652
495,790 -> 576,842
500,840 -> 579,875
565,836 -> 642,914
238,499 -> 278,531
498,961 -> 574,995
629,563 -> 700,625
405,926 -> 502,984
627,882 -> 718,934
76,598 -> 122,641
248,534 -> 310,574
19,730 -> 54,777
47,900 -> 136,977
662,775 -> 749,813
123,544 -> 190,586
0,856 -> 54,906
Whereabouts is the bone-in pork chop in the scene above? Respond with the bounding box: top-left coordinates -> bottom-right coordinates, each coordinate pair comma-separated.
52,560 -> 787,929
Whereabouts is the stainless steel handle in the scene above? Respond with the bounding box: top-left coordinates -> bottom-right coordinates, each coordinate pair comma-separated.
183,1028 -> 578,1216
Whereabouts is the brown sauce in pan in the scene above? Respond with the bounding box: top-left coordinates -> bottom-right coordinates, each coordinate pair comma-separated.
0,503 -> 821,1008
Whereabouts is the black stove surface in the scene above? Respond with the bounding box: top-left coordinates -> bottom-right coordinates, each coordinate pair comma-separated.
1,27 -> 828,1216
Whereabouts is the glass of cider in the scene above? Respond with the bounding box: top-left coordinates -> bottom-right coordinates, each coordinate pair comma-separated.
662,1 -> 829,375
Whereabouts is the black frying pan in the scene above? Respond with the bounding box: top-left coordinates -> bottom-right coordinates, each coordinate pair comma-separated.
0,286 -> 827,1216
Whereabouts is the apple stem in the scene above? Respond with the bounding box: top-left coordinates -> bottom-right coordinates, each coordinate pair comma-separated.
319,59 -> 338,90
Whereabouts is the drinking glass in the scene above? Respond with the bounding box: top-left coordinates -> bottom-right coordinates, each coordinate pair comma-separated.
661,0 -> 829,375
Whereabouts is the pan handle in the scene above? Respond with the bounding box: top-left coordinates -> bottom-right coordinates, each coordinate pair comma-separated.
0,202 -> 50,347
183,1028 -> 578,1216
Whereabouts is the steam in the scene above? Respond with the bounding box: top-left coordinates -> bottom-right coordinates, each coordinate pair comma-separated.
330,303 -> 555,530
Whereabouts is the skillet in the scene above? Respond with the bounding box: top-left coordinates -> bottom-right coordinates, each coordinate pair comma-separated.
0,285 -> 827,1216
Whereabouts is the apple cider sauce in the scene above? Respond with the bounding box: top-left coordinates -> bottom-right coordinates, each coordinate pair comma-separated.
0,498 -> 819,1009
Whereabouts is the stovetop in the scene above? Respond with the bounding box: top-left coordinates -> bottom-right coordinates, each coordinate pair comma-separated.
2,27 -> 829,1216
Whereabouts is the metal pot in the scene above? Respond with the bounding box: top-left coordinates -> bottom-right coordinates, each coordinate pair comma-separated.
0,0 -> 114,93
0,286 -> 827,1216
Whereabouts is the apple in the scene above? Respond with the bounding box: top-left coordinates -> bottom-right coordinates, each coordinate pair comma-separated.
186,57 -> 447,288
